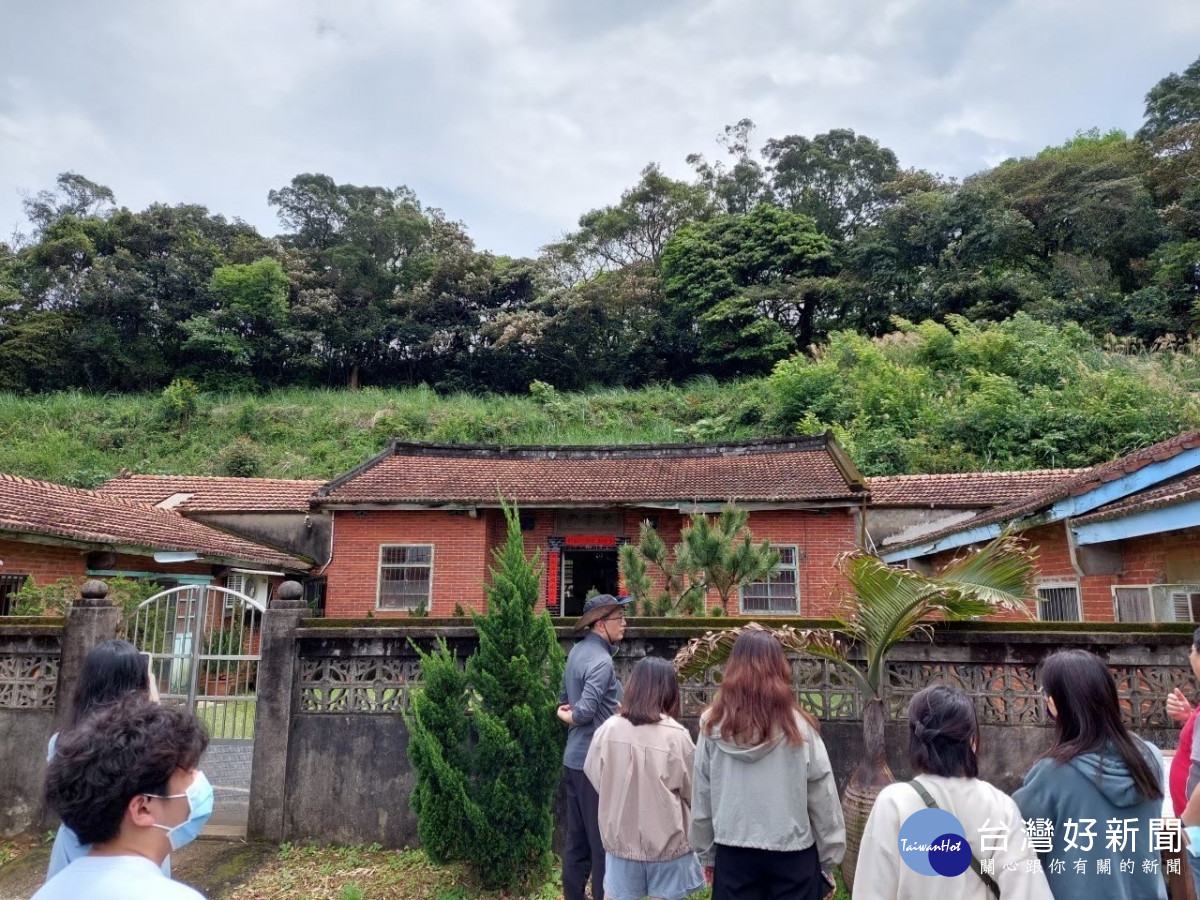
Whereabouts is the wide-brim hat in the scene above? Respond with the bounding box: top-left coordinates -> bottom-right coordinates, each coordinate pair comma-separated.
574,594 -> 632,631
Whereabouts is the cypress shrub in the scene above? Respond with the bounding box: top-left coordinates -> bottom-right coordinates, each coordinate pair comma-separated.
406,502 -> 565,889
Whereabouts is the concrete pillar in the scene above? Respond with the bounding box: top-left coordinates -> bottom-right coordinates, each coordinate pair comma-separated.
248,580 -> 306,842
55,580 -> 121,728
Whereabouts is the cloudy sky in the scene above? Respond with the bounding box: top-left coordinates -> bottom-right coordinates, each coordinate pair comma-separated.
2,0 -> 1199,258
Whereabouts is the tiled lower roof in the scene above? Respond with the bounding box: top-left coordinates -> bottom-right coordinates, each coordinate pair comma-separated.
317,436 -> 867,506
868,469 -> 1085,508
886,431 -> 1200,553
97,474 -> 323,513
1072,472 -> 1200,526
0,475 -> 311,570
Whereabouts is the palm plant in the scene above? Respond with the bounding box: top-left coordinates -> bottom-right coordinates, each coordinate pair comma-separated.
674,533 -> 1036,890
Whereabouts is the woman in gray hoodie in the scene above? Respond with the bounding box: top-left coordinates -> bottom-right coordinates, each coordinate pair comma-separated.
1012,649 -> 1167,900
689,630 -> 845,900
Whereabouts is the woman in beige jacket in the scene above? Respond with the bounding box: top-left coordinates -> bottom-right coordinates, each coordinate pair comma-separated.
584,657 -> 706,900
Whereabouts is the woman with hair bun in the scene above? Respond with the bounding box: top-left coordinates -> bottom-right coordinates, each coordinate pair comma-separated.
855,684 -> 1052,899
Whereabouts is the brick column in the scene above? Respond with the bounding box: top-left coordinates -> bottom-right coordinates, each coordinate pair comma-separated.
248,580 -> 306,842
55,580 -> 121,728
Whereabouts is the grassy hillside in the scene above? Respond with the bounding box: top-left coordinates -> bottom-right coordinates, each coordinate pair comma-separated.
4,317 -> 1200,488
0,380 -> 772,487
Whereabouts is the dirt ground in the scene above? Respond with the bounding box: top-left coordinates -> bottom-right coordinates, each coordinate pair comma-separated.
0,835 -> 276,900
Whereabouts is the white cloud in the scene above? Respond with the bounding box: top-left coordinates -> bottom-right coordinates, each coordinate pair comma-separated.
0,0 -> 1198,255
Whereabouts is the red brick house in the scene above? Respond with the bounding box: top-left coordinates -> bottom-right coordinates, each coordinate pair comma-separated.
866,469 -> 1085,552
312,435 -> 869,618
15,430 -> 1200,625
0,475 -> 311,613
880,431 -> 1200,623
95,474 -> 329,607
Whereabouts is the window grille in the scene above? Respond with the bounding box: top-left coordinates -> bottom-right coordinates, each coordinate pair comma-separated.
1036,584 -> 1081,622
741,546 -> 800,614
377,545 -> 433,610
0,574 -> 29,616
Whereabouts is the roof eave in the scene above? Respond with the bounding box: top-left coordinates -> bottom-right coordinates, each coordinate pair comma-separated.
0,526 -> 310,574
312,497 -> 865,511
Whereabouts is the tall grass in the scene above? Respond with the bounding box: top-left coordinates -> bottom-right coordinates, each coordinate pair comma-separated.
0,381 -> 770,487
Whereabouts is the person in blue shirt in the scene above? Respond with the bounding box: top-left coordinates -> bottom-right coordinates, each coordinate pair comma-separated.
34,697 -> 213,900
1013,649 -> 1167,900
45,639 -> 170,879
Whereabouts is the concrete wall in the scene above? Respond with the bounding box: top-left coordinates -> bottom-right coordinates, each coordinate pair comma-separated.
0,624 -> 62,836
252,620 -> 1191,849
867,507 -> 985,550
0,584 -> 123,837
191,512 -> 332,567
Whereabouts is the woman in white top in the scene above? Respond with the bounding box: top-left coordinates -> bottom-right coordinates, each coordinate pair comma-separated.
854,684 -> 1053,900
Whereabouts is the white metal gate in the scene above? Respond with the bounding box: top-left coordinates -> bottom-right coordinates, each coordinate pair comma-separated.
128,584 -> 264,739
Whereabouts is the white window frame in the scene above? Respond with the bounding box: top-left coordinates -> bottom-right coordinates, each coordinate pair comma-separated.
376,544 -> 435,611
740,544 -> 800,615
1111,584 -> 1154,622
1035,581 -> 1082,622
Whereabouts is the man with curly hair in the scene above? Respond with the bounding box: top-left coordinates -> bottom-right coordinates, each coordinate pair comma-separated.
34,697 -> 211,899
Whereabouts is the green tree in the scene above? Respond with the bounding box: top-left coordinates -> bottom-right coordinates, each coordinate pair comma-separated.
405,504 -> 564,890
404,638 -> 473,862
662,204 -> 834,372
182,258 -> 293,388
1137,54 -> 1200,142
270,173 -> 436,388
22,171 -> 116,236
763,128 -> 900,240
619,519 -> 705,616
677,505 -> 780,614
687,119 -> 770,214
619,507 -> 779,615
543,163 -> 712,280
977,130 -> 1161,293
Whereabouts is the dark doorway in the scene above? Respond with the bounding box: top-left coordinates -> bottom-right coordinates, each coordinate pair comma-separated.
562,550 -> 619,617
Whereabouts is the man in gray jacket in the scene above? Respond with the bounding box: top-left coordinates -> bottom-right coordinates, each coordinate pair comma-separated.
557,593 -> 629,900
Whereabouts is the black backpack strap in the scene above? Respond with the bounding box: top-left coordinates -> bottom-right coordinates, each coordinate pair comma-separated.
907,780 -> 1000,898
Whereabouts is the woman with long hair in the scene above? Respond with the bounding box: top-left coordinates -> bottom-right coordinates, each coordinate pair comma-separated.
584,656 -> 705,900
46,639 -> 162,879
855,684 -> 1053,898
1013,649 -> 1167,900
689,630 -> 844,900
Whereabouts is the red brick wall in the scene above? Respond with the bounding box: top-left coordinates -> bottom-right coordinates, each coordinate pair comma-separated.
340,506 -> 860,620
107,552 -> 213,578
0,538 -> 87,587
1118,527 -> 1200,585
0,538 -> 229,614
731,510 -> 857,616
324,510 -> 490,617
1014,525 -> 1200,623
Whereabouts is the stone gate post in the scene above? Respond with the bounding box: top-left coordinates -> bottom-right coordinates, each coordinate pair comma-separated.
248,580 -> 306,842
54,580 -> 121,728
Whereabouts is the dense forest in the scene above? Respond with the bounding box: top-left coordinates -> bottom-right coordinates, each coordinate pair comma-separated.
3,58 -> 1200,397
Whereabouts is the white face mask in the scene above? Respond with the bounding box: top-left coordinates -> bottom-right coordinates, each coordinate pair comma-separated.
146,771 -> 214,850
